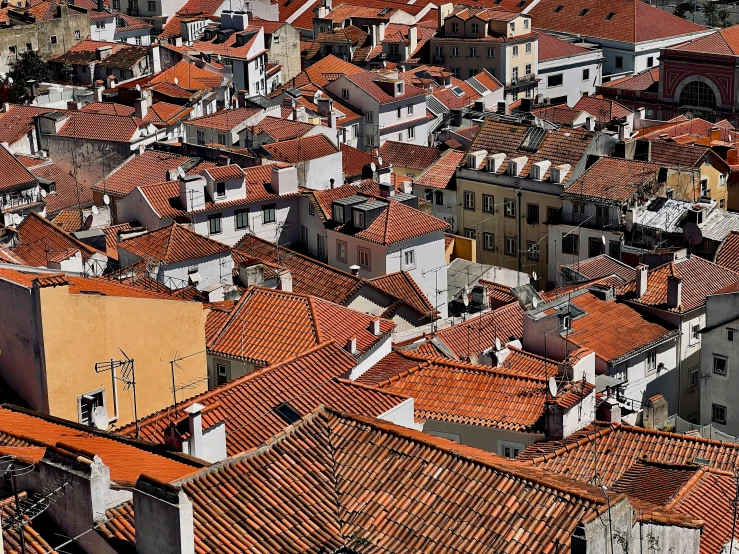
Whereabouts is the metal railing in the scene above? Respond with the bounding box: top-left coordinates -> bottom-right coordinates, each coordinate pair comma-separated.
1,191 -> 43,211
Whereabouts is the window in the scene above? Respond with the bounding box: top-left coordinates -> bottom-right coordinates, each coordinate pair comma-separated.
721,199 -> 726,209
712,404 -> 727,425
216,364 -> 227,386
234,209 -> 249,229
468,68 -> 478,79
562,233 -> 579,255
408,126 -> 415,139
273,402 -> 301,424
208,214 -> 222,234
113,0 -> 119,7
274,34 -> 279,44
262,203 -> 276,224
26,43 -> 32,51
646,349 -> 657,374
464,191 -> 475,210
546,206 -> 559,224
300,225 -> 308,247
435,191 -> 443,205
680,81 -> 717,109
605,11 -> 615,19
451,67 -> 460,78
358,247 -> 370,269
561,314 -> 571,331
471,23 -> 479,33
407,104 -> 413,115
505,236 -> 516,255
216,181 -> 226,197
78,389 -> 105,426
714,355 -> 728,376
196,129 -> 205,145
483,232 -> 495,251
512,45 -> 519,57
526,203 -> 538,224
578,8 -> 589,15
499,440 -> 524,459
351,124 -> 358,139
488,67 -> 496,76
148,0 -> 155,9
8,46 -> 15,55
692,324 -> 701,341
504,198 -> 515,218
512,66 -> 518,80
615,56 -> 623,70
521,64 -> 530,77
647,56 -> 654,67
403,249 -> 415,268
451,22 -> 459,33
353,210 -> 365,228
509,21 -> 515,33
729,328 -> 735,342
343,88 -> 351,99
487,48 -> 495,58
451,47 -> 459,57
366,135 -> 374,146
366,112 -> 373,123
547,74 -> 563,87
525,42 -> 531,54
317,234 -> 326,260
389,44 -> 399,56
337,240 -> 347,262
689,368 -> 699,389
50,35 -> 58,45
483,194 -> 495,213
397,107 -> 402,119
135,36 -> 142,45
469,47 -> 477,57
527,240 -> 539,261
435,46 -> 443,58
464,228 -> 476,239
582,68 -> 590,81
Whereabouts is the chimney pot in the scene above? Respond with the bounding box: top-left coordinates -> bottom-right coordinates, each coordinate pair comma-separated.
345,337 -> 357,354
667,275 -> 682,309
370,318 -> 381,336
636,264 -> 648,298
349,264 -> 360,275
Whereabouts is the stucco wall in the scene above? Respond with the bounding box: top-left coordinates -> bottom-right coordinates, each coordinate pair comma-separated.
422,418 -> 543,455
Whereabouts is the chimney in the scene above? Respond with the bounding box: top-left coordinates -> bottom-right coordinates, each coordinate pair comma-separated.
179,174 -> 206,211
636,264 -> 648,298
711,126 -> 721,141
96,45 -> 113,60
106,74 -> 116,89
232,10 -> 248,31
345,337 -> 357,354
401,180 -> 412,194
134,477 -> 195,554
279,270 -> 292,292
585,116 -> 594,131
349,264 -> 360,275
437,2 -> 453,28
66,100 -> 80,111
272,165 -> 298,195
369,318 -> 381,336
294,105 -> 307,123
667,275 -> 682,309
617,120 -> 629,141
94,79 -> 104,102
97,0 -> 103,10
27,79 -> 37,99
134,96 -> 148,119
328,110 -> 337,129
239,263 -> 264,287
408,26 -> 418,58
184,402 -> 205,459
598,399 -> 621,424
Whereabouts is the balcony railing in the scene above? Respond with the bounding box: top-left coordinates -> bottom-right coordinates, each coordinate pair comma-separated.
1,191 -> 43,211
506,73 -> 537,88
560,210 -> 620,230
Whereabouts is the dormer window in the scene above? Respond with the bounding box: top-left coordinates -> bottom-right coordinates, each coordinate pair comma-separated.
216,181 -> 226,197
353,210 -> 365,228
396,82 -> 404,95
553,5 -> 564,12
451,22 -> 459,33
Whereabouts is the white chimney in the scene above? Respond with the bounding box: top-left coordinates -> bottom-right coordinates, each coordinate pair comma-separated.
179,175 -> 206,211
636,264 -> 648,298
369,318 -> 381,336
345,337 -> 357,354
272,165 -> 298,196
667,275 -> 682,309
585,116 -> 595,131
401,180 -> 412,194
408,26 -> 418,58
134,477 -> 195,554
329,111 -> 337,129
279,270 -> 292,292
94,80 -> 104,102
185,402 -> 205,459
349,264 -> 360,275
134,96 -> 148,119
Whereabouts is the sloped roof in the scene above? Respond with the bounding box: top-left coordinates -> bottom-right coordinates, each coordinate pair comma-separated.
206,287 -> 394,365
378,141 -> 440,171
29,161 -> 94,216
144,102 -> 193,127
367,271 -> 434,315
671,25 -> 739,55
562,157 -> 662,205
108,405 -> 620,554
118,223 -> 230,264
573,95 -> 632,124
343,71 -> 427,103
414,149 -> 464,189
619,256 -> 739,313
249,116 -> 315,142
0,147 -> 36,194
647,141 -> 711,168
639,116 -> 735,141
80,102 -> 135,116
600,67 -> 660,92
285,54 -> 365,89
11,212 -> 103,266
51,111 -> 148,142
528,0 -> 708,43
340,142 -> 384,178
116,341 -> 405,454
535,30 -> 593,61
260,133 -> 339,163
92,151 -> 195,197
0,105 -> 59,145
563,254 -> 637,283
715,231 -> 739,273
186,107 -> 261,131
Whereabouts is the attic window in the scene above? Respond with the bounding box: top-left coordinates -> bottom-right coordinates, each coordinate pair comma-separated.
516,0 -> 525,7
605,12 -> 615,20
273,402 -> 301,424
378,7 -> 391,15
451,86 -> 465,97
578,8 -> 589,15
494,0 -> 502,3
553,5 -> 564,12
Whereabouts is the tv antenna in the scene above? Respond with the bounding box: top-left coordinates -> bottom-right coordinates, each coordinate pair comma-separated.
0,456 -> 69,554
94,349 -> 139,438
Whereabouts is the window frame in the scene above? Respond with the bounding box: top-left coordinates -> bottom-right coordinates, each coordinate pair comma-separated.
482,194 -> 495,214
547,73 -> 564,88
78,388 -> 106,426
504,236 -> 516,256
216,181 -> 226,197
713,355 -> 728,376
463,191 -> 475,210
645,349 -> 657,374
504,198 -> 515,218
483,232 -> 495,251
712,403 -> 727,425
689,367 -> 699,389
562,233 -> 579,256
527,240 -> 539,261
358,246 -> 371,270
403,249 -> 416,269
526,203 -> 538,224
208,213 -> 222,235
337,240 -> 347,262
464,228 -> 476,240
262,203 -> 276,224
235,208 -> 249,230
582,68 -> 590,81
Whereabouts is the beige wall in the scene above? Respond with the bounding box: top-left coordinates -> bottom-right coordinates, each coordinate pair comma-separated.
457,176 -> 559,287
39,285 -> 208,427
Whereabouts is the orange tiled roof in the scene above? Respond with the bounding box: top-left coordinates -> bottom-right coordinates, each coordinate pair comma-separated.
477,279 -> 516,309
715,231 -> 739,272
53,111 -> 148,143
378,140 -> 440,171
433,301 -> 524,360
11,212 -> 102,266
144,102 -> 193,127
80,102 -> 136,116
101,222 -> 137,260
0,105 -> 59,145
671,24 -> 739,55
562,157 -> 662,205
563,254 -> 637,283
186,107 -> 261,131
573,95 -> 632,124
610,459 -> 699,507
340,142 -> 384,178
0,406 -> 200,485
260,133 -> 338,163
535,29 -> 592,61
207,287 -> 394,365
639,116 -> 735,141
414,148 -> 464,189
204,164 -> 244,181
116,342 -> 405,454
249,116 -> 315,142
600,67 -> 660,92
29,160 -> 94,216
118,223 -> 230,264
109,405 -> 620,554
619,256 -> 739,313
92,151 -> 195,197
0,147 -> 37,194
51,209 -> 84,233
367,271 -> 434,315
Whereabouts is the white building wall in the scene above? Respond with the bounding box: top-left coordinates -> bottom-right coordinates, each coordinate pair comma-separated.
413,186 -> 457,232
537,51 -> 602,106
90,18 -> 116,42
377,397 -> 416,429
295,152 -> 343,191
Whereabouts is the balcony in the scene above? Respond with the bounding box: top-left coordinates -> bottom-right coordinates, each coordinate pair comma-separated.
506,73 -> 537,90
1,190 -> 43,211
560,210 -> 621,230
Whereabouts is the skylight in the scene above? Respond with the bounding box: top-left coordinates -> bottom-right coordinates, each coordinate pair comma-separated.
579,8 -> 589,15
605,12 -> 615,20
273,402 -> 301,424
553,5 -> 564,12
517,0 -> 526,7
451,86 -> 466,97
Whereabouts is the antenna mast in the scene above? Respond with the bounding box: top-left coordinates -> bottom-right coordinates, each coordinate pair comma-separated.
94,349 -> 138,438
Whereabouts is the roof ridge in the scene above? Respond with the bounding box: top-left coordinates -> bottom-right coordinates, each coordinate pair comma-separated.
20,212 -> 99,256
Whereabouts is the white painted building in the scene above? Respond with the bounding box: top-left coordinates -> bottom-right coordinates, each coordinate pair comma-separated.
535,32 -> 603,106
184,105 -> 274,149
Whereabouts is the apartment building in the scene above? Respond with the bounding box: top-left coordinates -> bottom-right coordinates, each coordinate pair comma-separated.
429,4 -> 537,102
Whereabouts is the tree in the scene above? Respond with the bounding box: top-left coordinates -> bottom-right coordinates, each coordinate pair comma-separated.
2,51 -> 52,102
718,4 -> 733,28
673,1 -> 693,19
703,2 -> 720,27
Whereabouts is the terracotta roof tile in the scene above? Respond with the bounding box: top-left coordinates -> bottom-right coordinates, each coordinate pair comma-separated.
0,147 -> 36,194
340,142 -> 384,178
477,279 -> 516,309
535,30 -> 592,61
0,494 -> 60,554
600,67 -> 660,92
285,55 -> 365,89
249,116 -> 315,142
672,25 -> 739,55
144,102 -> 193,127
101,222 -> 137,260
79,102 -> 135,116
610,459 -> 698,506
647,141 -> 711,168
531,105 -> 585,125
414,148 -> 464,189
11,212 -> 102,266
51,209 -> 84,233
117,342 -> 405,455
528,0 -> 707,43
378,140 -> 440,171
158,0 -> 224,38
204,164 -> 244,181
110,405 -> 619,553
367,271 -> 434,315
639,116 -> 734,141
260,133 -> 338,163
186,107 -> 261,131
562,254 -> 637,283
562,157 -> 662,205
118,223 -> 230,264
92,151 -> 195,197
29,161 -> 94,216
715,231 -> 739,272
207,287 -> 393,365
52,111 -> 148,142
0,105 -> 59,145
573,95 -> 632,124
188,24 -> 264,59
619,256 -> 739,313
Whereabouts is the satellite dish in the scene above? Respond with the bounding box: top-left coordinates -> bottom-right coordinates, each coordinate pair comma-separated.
103,194 -> 111,205
40,189 -> 47,198
91,205 -> 99,215
377,156 -> 383,166
135,84 -> 141,92
370,162 -> 376,172
173,77 -> 179,85
82,214 -> 93,230
92,405 -> 109,430
532,270 -> 537,281
495,337 -> 502,351
548,376 -> 558,397
532,296 -> 539,309
601,233 -> 606,246
684,222 -> 703,245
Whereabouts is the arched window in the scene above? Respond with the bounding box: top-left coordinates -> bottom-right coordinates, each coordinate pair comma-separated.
679,81 -> 717,109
